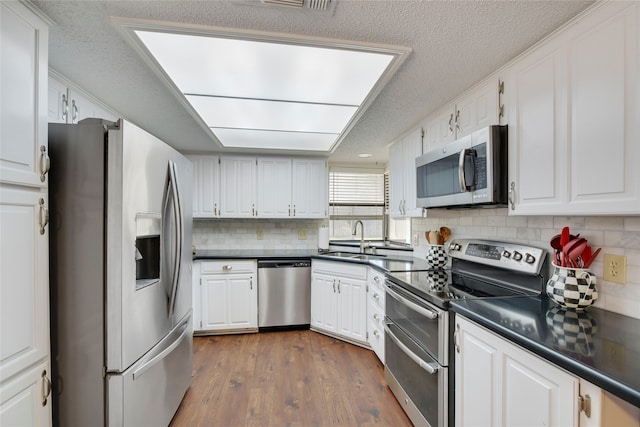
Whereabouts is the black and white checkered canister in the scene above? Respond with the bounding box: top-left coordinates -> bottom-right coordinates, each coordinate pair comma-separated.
426,245 -> 448,268
546,264 -> 598,311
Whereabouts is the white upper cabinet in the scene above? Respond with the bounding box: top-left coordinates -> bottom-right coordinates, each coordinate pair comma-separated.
258,158 -> 327,218
257,158 -> 292,218
186,155 -> 220,218
219,156 -> 257,218
48,71 -> 119,124
389,128 -> 422,218
0,2 -> 49,188
189,154 -> 327,219
507,1 -> 639,215
423,77 -> 503,152
291,159 -> 328,218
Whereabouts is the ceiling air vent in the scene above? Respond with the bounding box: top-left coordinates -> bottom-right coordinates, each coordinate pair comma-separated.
260,0 -> 333,12
262,0 -> 304,8
308,0 -> 331,11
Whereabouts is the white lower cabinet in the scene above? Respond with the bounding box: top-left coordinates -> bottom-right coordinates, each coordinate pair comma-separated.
193,260 -> 258,333
455,315 -> 578,427
366,268 -> 386,363
0,360 -> 51,427
311,260 -> 367,345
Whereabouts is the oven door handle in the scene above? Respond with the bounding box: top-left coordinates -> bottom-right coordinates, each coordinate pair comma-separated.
385,284 -> 438,320
384,322 -> 439,375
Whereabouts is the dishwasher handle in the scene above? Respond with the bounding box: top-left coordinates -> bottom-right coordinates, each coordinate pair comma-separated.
258,259 -> 311,269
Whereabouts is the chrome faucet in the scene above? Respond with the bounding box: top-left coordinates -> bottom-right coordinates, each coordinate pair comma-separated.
352,220 -> 365,253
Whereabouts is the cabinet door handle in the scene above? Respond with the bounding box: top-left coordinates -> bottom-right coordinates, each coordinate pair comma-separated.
223,265 -> 232,271
250,278 -> 253,290
448,113 -> 454,135
39,145 -> 50,182
332,279 -> 336,293
41,370 -> 51,406
289,204 -> 291,216
373,276 -> 380,284
252,204 -> 256,216
508,181 -> 516,211
293,205 -> 295,217
455,109 -> 460,132
373,293 -> 380,300
454,323 -> 461,353
214,203 -> 218,216
373,313 -> 381,321
61,94 -> 68,121
39,198 -> 49,235
337,279 -> 341,294
71,99 -> 78,123
373,329 -> 380,337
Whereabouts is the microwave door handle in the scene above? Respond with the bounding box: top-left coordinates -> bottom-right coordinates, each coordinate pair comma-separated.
458,149 -> 468,193
384,322 -> 439,374
458,148 -> 477,192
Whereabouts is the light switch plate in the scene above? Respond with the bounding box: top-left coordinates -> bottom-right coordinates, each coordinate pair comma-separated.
256,229 -> 264,240
603,254 -> 626,284
298,230 -> 307,240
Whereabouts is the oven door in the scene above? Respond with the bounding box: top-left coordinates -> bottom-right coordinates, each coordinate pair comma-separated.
385,280 -> 448,365
384,319 -> 448,427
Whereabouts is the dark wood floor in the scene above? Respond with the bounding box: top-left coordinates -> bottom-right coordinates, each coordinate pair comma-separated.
169,330 -> 412,426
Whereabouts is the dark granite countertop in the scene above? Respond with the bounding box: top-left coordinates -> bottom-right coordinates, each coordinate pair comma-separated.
450,297 -> 640,408
194,249 -> 318,259
193,249 -> 433,272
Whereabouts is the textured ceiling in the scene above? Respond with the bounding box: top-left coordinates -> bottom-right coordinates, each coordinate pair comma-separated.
32,0 -> 593,164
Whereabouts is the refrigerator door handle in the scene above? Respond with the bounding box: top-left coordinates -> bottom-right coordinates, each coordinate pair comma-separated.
166,160 -> 183,317
132,316 -> 190,380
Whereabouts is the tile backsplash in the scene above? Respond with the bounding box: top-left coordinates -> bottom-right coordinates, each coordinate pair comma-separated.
191,212 -> 640,319
193,218 -> 326,250
413,209 -> 640,319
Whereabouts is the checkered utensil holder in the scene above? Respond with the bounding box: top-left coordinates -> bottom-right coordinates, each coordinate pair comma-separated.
546,264 -> 598,311
426,245 -> 448,268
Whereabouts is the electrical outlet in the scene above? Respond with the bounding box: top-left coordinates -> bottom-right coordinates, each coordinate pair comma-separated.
413,233 -> 419,246
298,230 -> 307,240
256,229 -> 263,240
603,254 -> 627,284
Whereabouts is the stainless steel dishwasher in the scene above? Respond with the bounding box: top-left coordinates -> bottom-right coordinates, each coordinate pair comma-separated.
258,259 -> 311,329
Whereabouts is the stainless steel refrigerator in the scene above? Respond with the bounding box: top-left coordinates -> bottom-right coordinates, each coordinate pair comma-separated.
48,119 -> 193,427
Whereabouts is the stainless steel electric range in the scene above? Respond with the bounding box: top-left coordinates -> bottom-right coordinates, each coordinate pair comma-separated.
384,239 -> 549,427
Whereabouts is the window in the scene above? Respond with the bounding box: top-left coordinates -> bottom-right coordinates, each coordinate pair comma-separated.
329,168 -> 385,240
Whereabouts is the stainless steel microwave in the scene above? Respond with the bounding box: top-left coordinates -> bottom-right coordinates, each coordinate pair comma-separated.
416,125 -> 508,209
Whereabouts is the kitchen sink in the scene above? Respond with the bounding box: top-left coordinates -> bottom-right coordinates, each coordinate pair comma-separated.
323,251 -> 387,259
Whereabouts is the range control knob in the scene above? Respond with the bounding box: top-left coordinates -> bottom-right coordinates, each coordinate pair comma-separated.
512,251 -> 523,261
502,250 -> 511,258
451,243 -> 461,251
525,254 -> 536,264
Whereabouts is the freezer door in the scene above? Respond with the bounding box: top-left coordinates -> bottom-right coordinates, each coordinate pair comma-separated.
107,311 -> 192,427
106,120 -> 192,372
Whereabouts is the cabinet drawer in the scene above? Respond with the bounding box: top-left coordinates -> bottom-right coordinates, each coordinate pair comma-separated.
368,269 -> 385,311
367,302 -> 385,363
312,260 -> 367,279
200,260 -> 256,274
368,284 -> 385,311
368,301 -> 385,329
